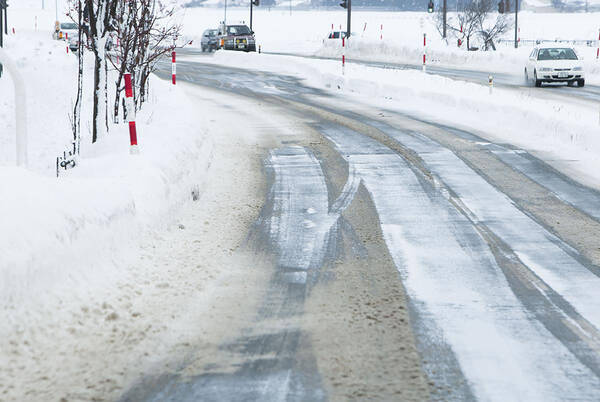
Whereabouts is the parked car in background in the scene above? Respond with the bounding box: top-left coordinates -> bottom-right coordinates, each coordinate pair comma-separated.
327,31 -> 347,39
201,29 -> 219,52
219,24 -> 256,52
525,46 -> 585,87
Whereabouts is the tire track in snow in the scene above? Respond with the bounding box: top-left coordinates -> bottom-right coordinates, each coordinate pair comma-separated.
378,128 -> 600,327
370,114 -> 600,224
170,146 -> 361,402
266,146 -> 360,282
318,124 -> 600,402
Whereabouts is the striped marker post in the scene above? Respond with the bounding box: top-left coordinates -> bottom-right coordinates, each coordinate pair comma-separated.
596,30 -> 600,60
342,36 -> 345,75
124,73 -> 139,154
171,51 -> 176,85
423,33 -> 427,72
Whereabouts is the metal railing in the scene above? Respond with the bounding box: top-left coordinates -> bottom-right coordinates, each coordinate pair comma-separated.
497,38 -> 599,47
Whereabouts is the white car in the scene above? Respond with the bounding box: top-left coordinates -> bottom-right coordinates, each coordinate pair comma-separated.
524,46 -> 585,87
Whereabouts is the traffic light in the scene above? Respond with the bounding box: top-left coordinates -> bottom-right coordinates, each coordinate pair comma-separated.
505,0 -> 510,12
498,0 -> 505,13
252,0 -> 259,5
427,0 -> 434,13
340,0 -> 347,8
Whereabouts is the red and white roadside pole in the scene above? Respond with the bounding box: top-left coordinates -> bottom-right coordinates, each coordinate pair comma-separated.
422,33 -> 427,72
171,50 -> 176,85
596,29 -> 600,60
380,24 -> 383,41
65,32 -> 69,53
342,36 -> 346,75
124,73 -> 139,154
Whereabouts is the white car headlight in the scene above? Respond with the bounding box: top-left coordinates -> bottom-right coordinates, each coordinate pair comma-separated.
539,67 -> 552,72
573,66 -> 583,71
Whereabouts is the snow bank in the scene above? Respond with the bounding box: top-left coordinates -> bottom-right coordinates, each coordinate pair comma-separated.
0,30 -> 211,312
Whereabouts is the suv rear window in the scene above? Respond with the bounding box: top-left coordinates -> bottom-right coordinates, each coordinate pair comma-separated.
537,48 -> 578,61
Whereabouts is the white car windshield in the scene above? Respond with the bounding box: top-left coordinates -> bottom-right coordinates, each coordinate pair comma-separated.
537,48 -> 578,61
60,23 -> 78,30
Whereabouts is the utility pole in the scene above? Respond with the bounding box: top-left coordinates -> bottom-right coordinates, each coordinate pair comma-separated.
443,0 -> 447,38
340,0 -> 351,38
224,0 -> 227,26
0,0 -> 6,48
514,0 -> 518,48
346,0 -> 351,38
250,0 -> 258,32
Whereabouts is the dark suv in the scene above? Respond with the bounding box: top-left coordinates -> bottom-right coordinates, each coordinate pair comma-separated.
219,24 -> 256,52
201,29 -> 219,52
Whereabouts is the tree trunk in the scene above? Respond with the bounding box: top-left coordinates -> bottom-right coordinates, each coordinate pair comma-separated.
73,0 -> 84,153
92,49 -> 101,143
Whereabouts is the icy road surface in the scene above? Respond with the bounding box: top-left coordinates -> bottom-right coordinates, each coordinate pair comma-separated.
120,51 -> 600,401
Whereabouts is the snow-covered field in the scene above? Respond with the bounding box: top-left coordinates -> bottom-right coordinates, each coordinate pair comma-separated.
179,7 -> 600,78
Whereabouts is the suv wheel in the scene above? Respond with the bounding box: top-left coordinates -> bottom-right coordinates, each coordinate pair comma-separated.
534,71 -> 542,87
578,79 -> 585,87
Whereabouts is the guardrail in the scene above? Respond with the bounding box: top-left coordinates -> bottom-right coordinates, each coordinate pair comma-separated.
497,39 -> 600,47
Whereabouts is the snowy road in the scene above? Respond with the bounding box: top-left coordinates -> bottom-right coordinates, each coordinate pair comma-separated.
131,52 -> 600,401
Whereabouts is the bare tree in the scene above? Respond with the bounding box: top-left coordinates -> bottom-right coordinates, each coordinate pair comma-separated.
70,0 -> 84,153
108,0 -> 182,122
65,0 -> 182,145
436,0 -> 510,51
84,0 -> 119,143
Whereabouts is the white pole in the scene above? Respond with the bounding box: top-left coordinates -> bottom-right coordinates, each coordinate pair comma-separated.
0,47 -> 28,167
